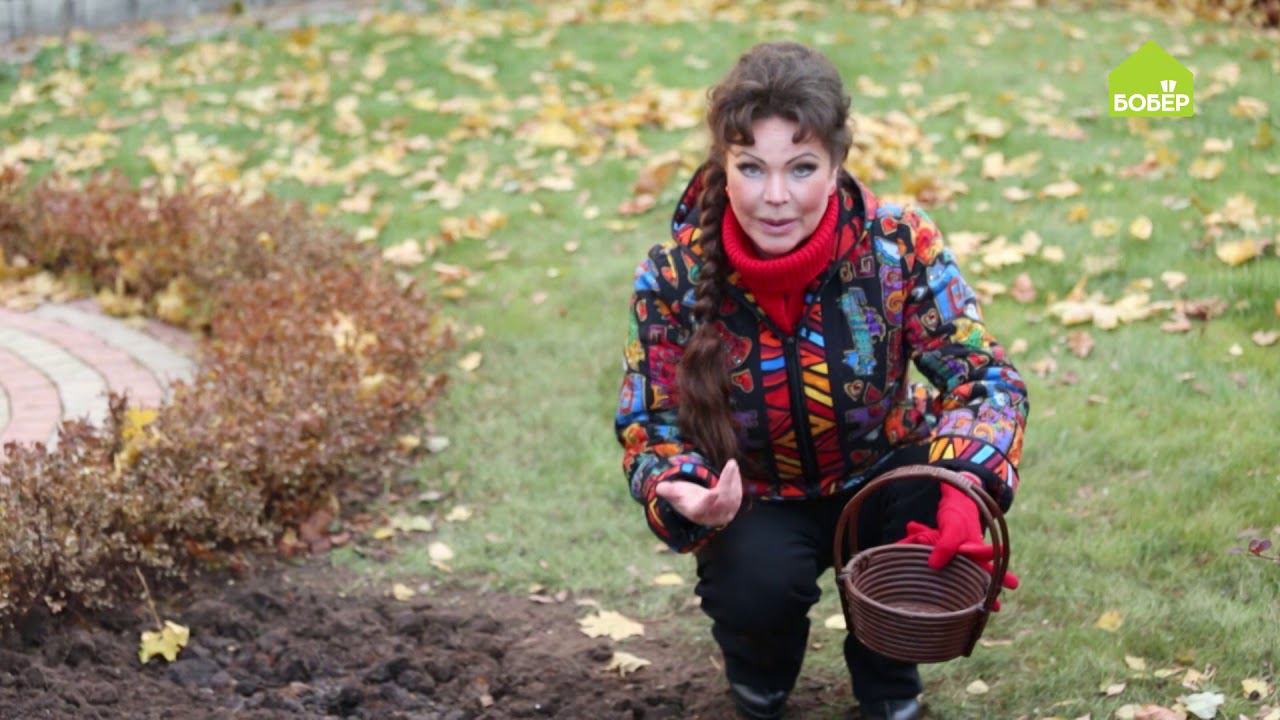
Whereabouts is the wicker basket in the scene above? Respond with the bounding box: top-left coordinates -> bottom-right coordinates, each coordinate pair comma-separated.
832,465 -> 1010,664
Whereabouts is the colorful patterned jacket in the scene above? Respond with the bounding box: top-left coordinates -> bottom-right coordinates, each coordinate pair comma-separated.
615,168 -> 1029,553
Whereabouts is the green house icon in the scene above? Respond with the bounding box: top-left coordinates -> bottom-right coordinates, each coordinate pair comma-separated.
1108,41 -> 1194,117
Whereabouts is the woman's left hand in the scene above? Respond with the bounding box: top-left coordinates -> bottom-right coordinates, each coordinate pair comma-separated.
654,458 -> 743,528
895,471 -> 1020,607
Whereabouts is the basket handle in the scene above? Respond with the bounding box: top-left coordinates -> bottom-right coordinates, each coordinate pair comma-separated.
832,465 -> 1011,621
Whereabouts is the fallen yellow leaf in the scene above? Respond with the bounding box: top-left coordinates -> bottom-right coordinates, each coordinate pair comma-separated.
1242,677 -> 1270,700
1002,186 -> 1032,203
362,54 -> 387,81
1091,218 -> 1120,238
1130,216 -> 1153,240
606,651 -> 651,676
457,352 -> 483,372
1124,655 -> 1147,671
1229,96 -> 1269,120
154,276 -> 195,325
359,373 -> 387,398
1040,179 -> 1083,199
965,679 -> 990,695
823,614 -> 846,630
391,514 -> 433,533
652,573 -> 684,586
139,620 -> 190,663
1041,245 -> 1065,263
1215,238 -> 1260,266
1252,330 -> 1279,347
428,541 -> 455,562
97,287 -> 145,317
579,610 -> 644,641
967,113 -> 1008,140
1114,704 -> 1142,720
1095,609 -> 1123,632
1101,681 -> 1126,696
531,121 -> 578,148
382,239 -> 425,267
1189,156 -> 1225,180
122,407 -> 158,445
445,506 -> 473,522
1161,271 -> 1188,292
392,583 -> 416,601
288,26 -> 317,50
1202,137 -> 1233,154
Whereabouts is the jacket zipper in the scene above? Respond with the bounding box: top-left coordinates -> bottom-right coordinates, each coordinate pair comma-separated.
726,283 -> 832,494
782,333 -> 819,493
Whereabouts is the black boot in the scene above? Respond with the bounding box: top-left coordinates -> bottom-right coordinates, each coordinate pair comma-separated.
729,683 -> 789,720
858,697 -> 922,720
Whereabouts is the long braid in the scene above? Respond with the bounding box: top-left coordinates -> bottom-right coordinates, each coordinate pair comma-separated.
677,163 -> 739,472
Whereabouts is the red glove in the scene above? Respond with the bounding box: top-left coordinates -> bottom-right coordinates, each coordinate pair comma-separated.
896,472 -> 1020,609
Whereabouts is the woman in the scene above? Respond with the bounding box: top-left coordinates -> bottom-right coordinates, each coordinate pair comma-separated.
615,42 -> 1027,720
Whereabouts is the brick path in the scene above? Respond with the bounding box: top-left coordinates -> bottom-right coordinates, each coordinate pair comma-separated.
0,300 -> 196,449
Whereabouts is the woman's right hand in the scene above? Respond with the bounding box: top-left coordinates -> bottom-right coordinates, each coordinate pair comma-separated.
655,458 -> 743,528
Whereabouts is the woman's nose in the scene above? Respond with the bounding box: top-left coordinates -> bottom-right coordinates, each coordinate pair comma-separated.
763,173 -> 788,205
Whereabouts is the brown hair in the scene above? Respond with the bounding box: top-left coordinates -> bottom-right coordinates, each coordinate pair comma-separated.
677,42 -> 852,473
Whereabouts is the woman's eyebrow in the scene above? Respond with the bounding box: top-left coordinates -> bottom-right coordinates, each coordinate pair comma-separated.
730,150 -> 820,164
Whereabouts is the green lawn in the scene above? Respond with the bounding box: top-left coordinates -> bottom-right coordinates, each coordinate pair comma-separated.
2,3 -> 1277,717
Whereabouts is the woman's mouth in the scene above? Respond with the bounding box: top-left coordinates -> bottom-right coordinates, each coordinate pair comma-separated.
758,218 -> 796,234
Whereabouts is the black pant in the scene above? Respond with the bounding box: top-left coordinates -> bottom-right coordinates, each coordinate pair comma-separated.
693,445 -> 938,704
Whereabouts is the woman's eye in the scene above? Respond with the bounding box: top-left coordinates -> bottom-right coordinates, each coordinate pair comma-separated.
792,164 -> 817,177
736,163 -> 762,177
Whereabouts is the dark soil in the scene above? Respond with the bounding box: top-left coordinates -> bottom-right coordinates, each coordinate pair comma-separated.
0,559 -> 855,719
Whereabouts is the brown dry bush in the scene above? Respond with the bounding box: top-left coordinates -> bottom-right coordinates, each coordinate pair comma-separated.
143,262 -> 446,535
0,402 -> 181,622
0,166 -> 364,327
0,168 -> 451,626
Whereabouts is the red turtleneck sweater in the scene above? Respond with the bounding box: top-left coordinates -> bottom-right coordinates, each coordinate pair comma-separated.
720,193 -> 839,335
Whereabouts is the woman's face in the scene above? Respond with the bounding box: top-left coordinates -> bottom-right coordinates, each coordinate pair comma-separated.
725,116 -> 839,258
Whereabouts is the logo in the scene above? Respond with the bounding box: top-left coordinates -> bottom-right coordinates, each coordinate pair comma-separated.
1108,40 -> 1194,117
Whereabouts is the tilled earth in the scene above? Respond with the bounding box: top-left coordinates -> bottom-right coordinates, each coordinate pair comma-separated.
0,559 -> 854,719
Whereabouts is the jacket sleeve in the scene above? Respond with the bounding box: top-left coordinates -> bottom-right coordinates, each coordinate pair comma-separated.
898,208 -> 1029,510
615,249 -> 722,553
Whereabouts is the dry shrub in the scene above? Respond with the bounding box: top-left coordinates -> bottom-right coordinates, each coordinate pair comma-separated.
0,401 -> 181,621
0,166 -> 364,327
0,168 -> 451,625
141,262 -> 446,534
